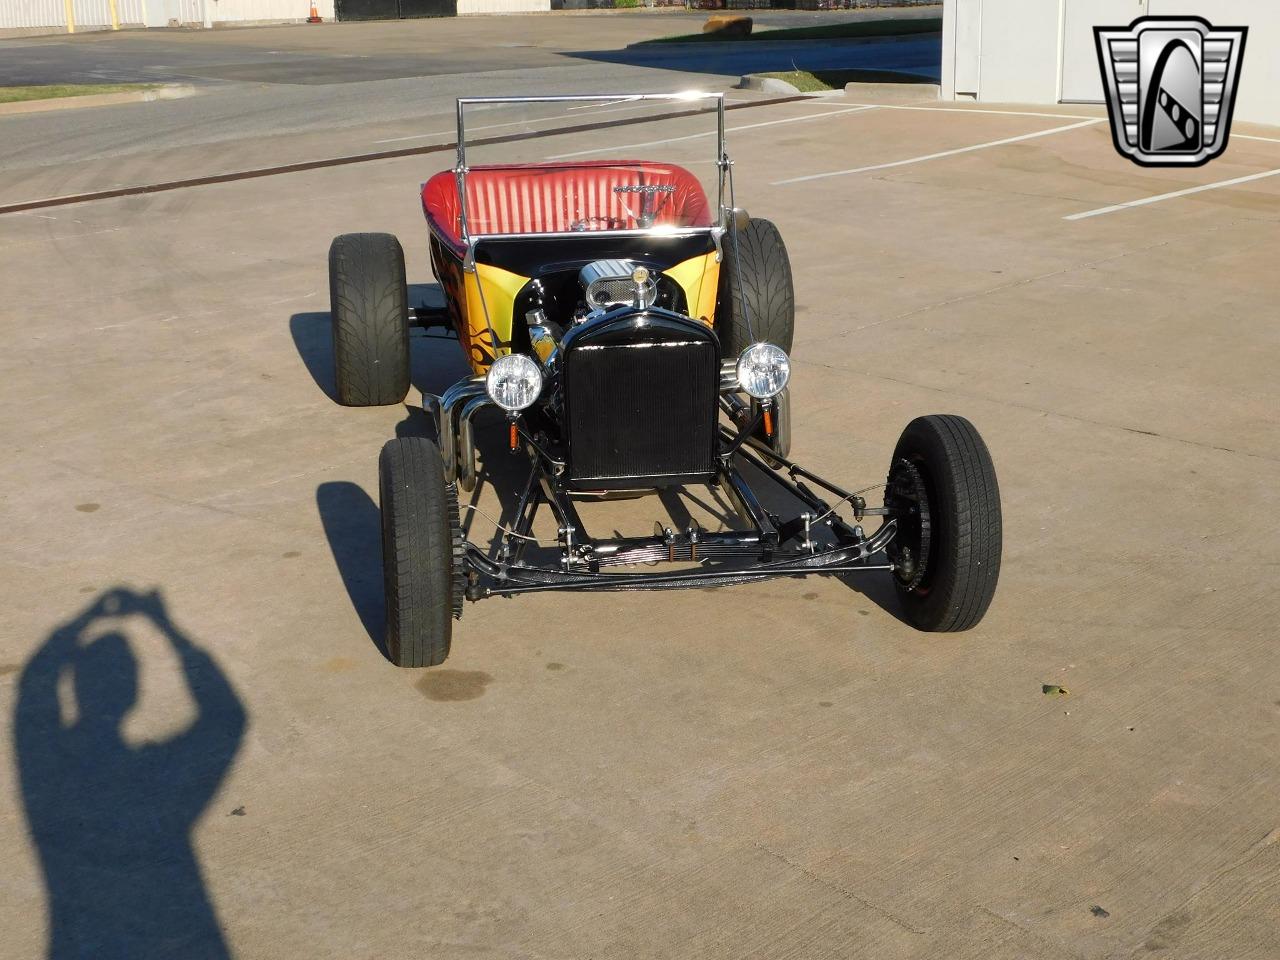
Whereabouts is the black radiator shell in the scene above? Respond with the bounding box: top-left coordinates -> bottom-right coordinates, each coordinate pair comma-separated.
560,309 -> 720,489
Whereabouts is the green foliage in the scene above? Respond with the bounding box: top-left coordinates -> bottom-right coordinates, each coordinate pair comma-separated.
0,84 -> 157,104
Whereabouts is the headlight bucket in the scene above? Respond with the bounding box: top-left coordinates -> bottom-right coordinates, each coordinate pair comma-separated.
736,343 -> 790,400
486,354 -> 543,412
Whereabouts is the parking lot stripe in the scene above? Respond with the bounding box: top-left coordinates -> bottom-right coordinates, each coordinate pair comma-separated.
846,103 -> 1103,121
544,106 -> 877,160
1063,167 -> 1280,220
1236,134 -> 1280,144
772,118 -> 1103,184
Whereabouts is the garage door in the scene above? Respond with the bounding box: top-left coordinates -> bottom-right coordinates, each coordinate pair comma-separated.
336,0 -> 455,19
1061,0 -> 1147,102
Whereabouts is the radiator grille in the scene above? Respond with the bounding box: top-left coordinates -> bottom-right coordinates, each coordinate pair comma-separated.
564,336 -> 718,485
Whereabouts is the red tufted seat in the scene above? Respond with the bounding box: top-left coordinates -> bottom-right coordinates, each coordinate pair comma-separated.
422,161 -> 713,255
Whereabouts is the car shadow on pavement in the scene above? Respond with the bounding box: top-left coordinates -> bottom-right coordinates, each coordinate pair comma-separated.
289,283 -> 468,406
14,587 -> 246,960
289,311 -> 338,401
316,481 -> 389,660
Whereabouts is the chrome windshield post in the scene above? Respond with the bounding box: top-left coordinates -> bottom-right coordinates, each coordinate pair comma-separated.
716,96 -> 727,224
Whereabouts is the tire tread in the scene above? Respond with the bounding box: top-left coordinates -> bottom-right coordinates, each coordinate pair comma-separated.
330,232 -> 410,406
718,218 -> 795,354
892,414 -> 1002,632
379,437 -> 459,667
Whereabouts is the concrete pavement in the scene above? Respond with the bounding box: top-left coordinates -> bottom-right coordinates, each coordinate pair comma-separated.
2,84 -> 1279,959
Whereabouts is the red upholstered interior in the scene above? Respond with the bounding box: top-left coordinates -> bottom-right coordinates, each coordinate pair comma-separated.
422,161 -> 712,253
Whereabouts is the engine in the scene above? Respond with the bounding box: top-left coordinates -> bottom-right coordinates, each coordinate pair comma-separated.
578,259 -> 657,312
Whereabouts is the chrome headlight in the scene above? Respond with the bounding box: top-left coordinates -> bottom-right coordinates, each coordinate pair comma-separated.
736,343 -> 790,399
486,354 -> 543,412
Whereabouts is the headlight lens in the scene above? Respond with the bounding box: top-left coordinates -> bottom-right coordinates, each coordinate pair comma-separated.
736,343 -> 790,399
486,354 -> 543,412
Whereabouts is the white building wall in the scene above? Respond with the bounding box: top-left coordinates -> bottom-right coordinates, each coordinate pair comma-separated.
2,0 -> 334,30
205,0 -> 334,22
457,0 -> 547,13
1,0 -> 74,28
977,0 -> 1059,103
941,0 -> 1280,127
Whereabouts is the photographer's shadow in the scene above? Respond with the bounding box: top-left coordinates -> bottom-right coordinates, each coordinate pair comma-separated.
15,588 -> 246,960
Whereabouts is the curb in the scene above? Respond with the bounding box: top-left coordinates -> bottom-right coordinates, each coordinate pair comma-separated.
737,75 -> 808,96
844,80 -> 940,100
0,84 -> 198,118
738,73 -> 940,99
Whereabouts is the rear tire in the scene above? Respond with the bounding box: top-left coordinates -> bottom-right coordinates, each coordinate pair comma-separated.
379,437 -> 465,667
885,415 -> 1001,632
716,218 -> 795,355
329,232 -> 410,406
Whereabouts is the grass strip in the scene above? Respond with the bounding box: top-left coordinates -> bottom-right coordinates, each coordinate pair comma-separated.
0,84 -> 158,104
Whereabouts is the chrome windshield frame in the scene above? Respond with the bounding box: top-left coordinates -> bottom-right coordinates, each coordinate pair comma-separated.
452,93 -> 729,248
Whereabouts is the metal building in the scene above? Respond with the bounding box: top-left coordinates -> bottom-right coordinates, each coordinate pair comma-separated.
0,0 -> 545,31
0,0 -> 337,30
941,0 -> 1279,127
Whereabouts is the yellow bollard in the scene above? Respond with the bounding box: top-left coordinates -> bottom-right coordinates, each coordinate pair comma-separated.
63,0 -> 76,33
109,0 -> 119,29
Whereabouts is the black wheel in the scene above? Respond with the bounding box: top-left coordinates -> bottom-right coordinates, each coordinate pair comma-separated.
716,217 -> 795,355
329,232 -> 410,407
884,415 -> 1001,632
378,437 -> 465,667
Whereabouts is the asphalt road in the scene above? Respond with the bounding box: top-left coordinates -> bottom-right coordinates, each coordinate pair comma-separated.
0,12 -> 940,204
0,9 -> 942,85
2,85 -> 1279,958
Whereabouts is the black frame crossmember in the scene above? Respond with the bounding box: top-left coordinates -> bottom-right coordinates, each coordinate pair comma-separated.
461,428 -> 900,600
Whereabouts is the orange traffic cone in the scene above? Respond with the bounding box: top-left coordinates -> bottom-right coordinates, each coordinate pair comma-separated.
307,1 -> 322,22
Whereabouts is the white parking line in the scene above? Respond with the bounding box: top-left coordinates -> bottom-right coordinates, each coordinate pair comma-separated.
1063,167 -> 1280,221
773,118 -> 1103,184
1236,133 -> 1280,144
545,106 -> 877,160
846,102 -> 1103,121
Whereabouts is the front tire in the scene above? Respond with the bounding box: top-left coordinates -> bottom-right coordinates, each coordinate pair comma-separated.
379,437 -> 465,667
885,415 -> 1002,632
716,217 -> 795,355
329,232 -> 410,406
